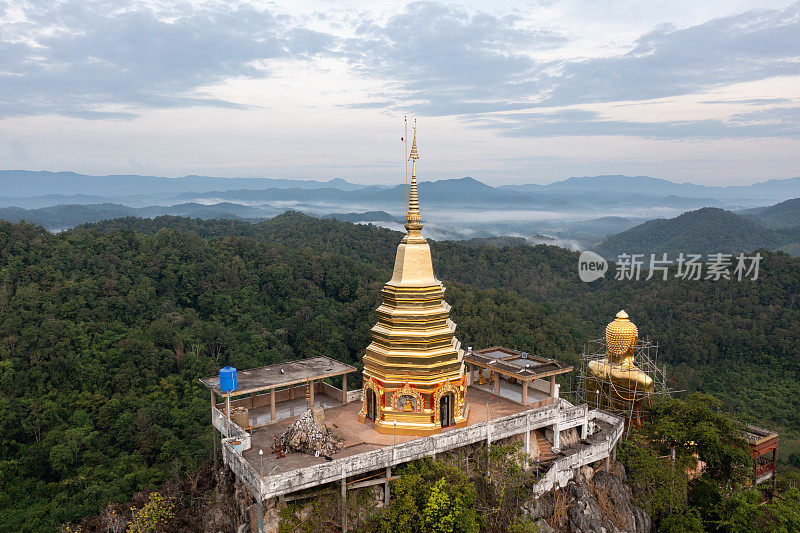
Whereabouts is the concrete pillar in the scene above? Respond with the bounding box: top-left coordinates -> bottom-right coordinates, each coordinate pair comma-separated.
309,379 -> 315,407
342,374 -> 348,403
384,467 -> 391,506
225,394 -> 231,437
552,424 -> 560,452
341,473 -> 347,532
581,423 -> 588,440
549,376 -> 556,397
256,498 -> 264,533
211,390 -> 218,471
605,454 -> 610,471
493,372 -> 500,395
522,380 -> 528,405
270,387 -> 276,422
525,416 -> 530,455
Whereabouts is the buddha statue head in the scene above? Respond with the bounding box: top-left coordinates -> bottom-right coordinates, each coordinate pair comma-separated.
605,310 -> 638,364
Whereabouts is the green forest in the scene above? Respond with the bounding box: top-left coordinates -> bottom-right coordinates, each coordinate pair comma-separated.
0,213 -> 798,531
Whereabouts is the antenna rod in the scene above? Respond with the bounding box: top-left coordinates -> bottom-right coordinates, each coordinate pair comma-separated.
404,116 -> 408,218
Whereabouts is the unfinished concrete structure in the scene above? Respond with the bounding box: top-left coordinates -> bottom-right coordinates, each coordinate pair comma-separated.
202,357 -> 624,532
465,346 -> 573,405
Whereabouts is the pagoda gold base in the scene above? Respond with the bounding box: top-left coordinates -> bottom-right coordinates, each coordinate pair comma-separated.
358,404 -> 470,436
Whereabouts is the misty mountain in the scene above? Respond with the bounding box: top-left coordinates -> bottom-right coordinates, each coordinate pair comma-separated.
322,211 -> 398,223
739,197 -> 800,229
502,174 -> 800,204
5,171 -> 800,245
595,207 -> 794,258
0,170 -> 370,199
0,194 -> 124,209
5,172 -> 800,214
167,178 -> 730,212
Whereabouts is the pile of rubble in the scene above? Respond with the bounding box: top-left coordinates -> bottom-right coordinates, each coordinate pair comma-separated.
278,407 -> 343,457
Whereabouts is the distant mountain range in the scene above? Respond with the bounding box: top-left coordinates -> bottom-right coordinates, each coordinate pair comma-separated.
322,211 -> 399,223
3,170 -> 800,254
3,171 -> 800,212
502,174 -> 800,202
596,206 -> 800,258
0,170 -> 369,198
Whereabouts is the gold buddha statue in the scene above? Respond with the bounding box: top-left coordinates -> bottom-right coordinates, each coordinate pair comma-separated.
586,310 -> 654,425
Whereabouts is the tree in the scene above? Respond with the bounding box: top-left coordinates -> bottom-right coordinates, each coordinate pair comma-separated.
363,459 -> 479,533
618,432 -> 690,521
659,509 -> 705,533
643,394 -> 752,483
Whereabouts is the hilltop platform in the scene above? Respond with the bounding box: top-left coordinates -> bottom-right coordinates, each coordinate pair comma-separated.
205,356 -> 622,533
240,386 -> 549,479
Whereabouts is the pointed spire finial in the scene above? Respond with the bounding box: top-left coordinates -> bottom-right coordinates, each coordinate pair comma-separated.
405,120 -> 422,234
409,120 -> 419,161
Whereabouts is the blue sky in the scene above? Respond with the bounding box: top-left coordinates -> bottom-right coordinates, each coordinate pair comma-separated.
1,0 -> 799,185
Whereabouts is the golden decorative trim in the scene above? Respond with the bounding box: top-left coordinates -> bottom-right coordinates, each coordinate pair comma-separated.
390,382 -> 425,413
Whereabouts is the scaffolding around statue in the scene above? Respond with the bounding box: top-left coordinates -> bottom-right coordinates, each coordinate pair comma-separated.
577,336 -> 672,437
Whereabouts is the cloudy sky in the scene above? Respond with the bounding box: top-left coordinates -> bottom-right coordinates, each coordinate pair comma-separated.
1,0 -> 799,185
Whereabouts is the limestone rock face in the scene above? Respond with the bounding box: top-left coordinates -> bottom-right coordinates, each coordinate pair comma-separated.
279,408 -> 343,456
560,427 -> 581,449
520,463 -> 652,533
588,470 -> 651,533
567,482 -> 606,533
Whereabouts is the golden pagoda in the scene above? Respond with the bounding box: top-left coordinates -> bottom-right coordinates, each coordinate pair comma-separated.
585,310 -> 654,426
358,124 -> 468,435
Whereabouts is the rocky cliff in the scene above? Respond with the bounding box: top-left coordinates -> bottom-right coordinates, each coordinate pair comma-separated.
520,463 -> 652,533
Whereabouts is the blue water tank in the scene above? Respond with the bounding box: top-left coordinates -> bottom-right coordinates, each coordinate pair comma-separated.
220,366 -> 237,392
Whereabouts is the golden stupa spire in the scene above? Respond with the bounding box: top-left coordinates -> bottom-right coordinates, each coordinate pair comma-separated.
359,119 -> 468,436
405,121 -> 423,234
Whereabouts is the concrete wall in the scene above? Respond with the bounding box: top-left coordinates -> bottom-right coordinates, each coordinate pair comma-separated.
253,400 -> 575,500
531,409 -> 624,497
321,381 -> 344,400
531,378 -> 551,394
347,389 -> 362,403
212,404 -> 252,451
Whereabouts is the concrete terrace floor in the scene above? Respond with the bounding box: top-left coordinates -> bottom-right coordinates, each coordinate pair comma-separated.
241,386 -> 534,479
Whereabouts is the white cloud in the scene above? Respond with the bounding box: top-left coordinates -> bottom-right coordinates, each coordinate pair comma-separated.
0,0 -> 799,184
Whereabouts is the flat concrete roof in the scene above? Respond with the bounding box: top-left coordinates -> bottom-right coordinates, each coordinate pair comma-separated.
466,346 -> 573,381
200,356 -> 357,396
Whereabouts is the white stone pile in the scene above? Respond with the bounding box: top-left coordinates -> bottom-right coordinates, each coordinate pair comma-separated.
278,407 -> 343,457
